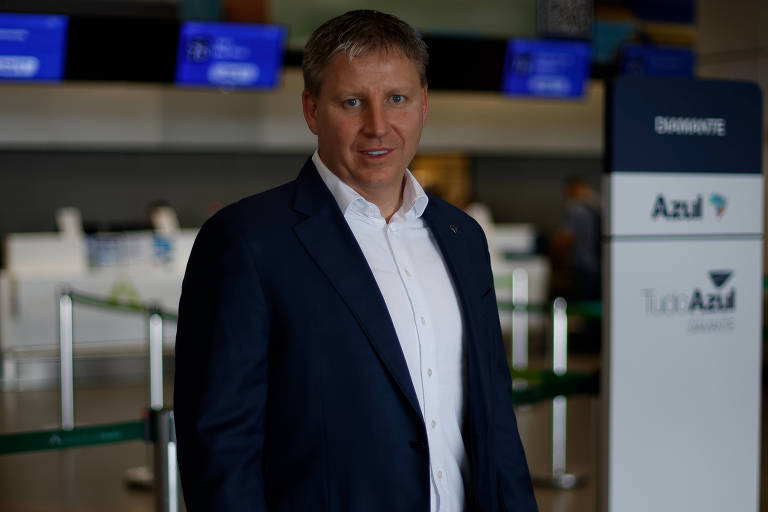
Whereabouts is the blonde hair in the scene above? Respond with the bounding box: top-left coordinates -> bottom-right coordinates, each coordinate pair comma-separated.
302,10 -> 428,97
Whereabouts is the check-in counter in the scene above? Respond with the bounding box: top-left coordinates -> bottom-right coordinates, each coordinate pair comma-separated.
0,230 -> 196,388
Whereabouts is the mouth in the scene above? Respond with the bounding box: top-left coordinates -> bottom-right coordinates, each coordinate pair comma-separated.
360,148 -> 391,158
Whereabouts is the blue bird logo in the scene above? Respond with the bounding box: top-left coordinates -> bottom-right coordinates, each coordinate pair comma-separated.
709,193 -> 726,219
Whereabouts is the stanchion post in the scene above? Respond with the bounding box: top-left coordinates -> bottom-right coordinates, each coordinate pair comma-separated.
148,307 -> 164,410
532,297 -> 584,489
551,298 -> 568,476
511,268 -> 529,371
124,306 -> 166,490
58,289 -> 75,430
152,409 -> 179,512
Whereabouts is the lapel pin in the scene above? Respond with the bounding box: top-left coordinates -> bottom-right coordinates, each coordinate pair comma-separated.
450,224 -> 459,234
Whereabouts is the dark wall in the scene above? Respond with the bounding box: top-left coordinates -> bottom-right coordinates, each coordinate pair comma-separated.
0,149 -> 601,265
0,150 -> 305,233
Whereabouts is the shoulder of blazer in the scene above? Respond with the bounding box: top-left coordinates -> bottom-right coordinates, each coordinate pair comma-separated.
198,157 -> 323,244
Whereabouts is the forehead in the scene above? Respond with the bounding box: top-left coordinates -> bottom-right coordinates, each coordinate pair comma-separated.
319,48 -> 421,94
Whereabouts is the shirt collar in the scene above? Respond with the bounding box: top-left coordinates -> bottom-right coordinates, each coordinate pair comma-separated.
312,150 -> 428,221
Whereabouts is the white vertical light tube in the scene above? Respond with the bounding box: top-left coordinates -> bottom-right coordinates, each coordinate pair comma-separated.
58,290 -> 75,430
511,268 -> 529,371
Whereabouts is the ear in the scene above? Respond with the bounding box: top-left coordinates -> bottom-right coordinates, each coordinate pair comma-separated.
421,85 -> 428,123
302,90 -> 320,135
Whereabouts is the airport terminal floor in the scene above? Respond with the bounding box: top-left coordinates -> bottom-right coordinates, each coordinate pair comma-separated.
1,355 -> 765,512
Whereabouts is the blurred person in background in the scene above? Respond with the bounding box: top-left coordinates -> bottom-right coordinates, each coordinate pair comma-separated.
551,175 -> 602,353
174,9 -> 537,512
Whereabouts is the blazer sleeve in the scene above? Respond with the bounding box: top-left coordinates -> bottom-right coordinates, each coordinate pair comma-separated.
174,211 -> 270,512
478,233 -> 539,512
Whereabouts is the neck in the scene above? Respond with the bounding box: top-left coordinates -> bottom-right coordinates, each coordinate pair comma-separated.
355,177 -> 405,223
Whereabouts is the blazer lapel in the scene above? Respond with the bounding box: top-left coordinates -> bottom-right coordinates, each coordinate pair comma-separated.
292,160 -> 424,422
421,198 -> 493,407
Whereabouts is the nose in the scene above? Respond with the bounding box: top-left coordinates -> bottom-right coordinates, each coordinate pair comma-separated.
363,103 -> 388,138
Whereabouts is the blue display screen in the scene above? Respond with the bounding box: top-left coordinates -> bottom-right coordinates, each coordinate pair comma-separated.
175,21 -> 287,89
501,39 -> 591,99
621,44 -> 694,76
0,13 -> 68,81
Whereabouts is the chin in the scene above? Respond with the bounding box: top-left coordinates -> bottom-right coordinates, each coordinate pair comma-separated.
368,169 -> 403,183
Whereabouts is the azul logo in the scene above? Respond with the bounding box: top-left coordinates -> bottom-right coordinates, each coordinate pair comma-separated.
710,193 -> 727,218
708,270 -> 732,288
642,269 -> 735,316
651,194 -> 702,220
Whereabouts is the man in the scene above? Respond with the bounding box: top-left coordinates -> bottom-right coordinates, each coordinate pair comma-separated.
560,175 -> 601,303
551,175 -> 602,352
174,10 -> 537,512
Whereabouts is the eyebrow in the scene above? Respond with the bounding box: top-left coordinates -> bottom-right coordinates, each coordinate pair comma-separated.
333,86 -> 417,99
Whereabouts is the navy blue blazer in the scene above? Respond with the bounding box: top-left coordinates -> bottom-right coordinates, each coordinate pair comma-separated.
174,159 -> 537,512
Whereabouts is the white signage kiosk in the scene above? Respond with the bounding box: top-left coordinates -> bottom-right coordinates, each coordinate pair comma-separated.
603,77 -> 763,512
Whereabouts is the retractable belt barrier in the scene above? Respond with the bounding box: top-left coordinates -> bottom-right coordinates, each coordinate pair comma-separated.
0,373 -> 598,456
0,409 -> 178,512
53,288 -> 179,512
6,277 -> 758,490
496,299 -> 603,319
66,290 -> 178,322
0,287 -> 604,508
509,368 -> 599,405
0,420 -> 144,456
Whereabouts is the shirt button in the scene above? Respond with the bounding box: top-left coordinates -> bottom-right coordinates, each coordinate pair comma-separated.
404,268 -> 412,277
437,470 -> 443,479
431,420 -> 436,429
420,316 -> 426,325
427,368 -> 433,377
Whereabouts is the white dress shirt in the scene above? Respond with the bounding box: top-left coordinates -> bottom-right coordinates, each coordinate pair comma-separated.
313,152 -> 469,512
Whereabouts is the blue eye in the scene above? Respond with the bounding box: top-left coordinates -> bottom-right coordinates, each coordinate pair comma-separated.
344,98 -> 361,107
390,95 -> 405,104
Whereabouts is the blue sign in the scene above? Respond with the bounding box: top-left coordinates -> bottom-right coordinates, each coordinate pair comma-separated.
501,39 -> 591,99
175,21 -> 287,89
621,44 -> 694,76
0,13 -> 68,81
608,76 -> 763,174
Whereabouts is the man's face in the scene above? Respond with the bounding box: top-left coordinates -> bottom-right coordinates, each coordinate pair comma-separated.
302,49 -> 428,200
